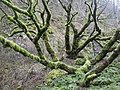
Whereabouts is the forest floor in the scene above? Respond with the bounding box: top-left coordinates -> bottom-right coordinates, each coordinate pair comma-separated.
38,59 -> 120,90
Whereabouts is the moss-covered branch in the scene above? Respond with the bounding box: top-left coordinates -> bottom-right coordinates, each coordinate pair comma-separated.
27,0 -> 32,12
85,0 -> 101,34
1,0 -> 51,44
26,0 -> 40,35
42,32 -> 59,61
82,42 -> 120,86
3,9 -> 33,41
82,29 -> 120,87
70,32 -> 101,58
95,36 -> 112,41
33,0 -> 38,13
71,23 -> 79,51
58,0 -> 68,12
2,7 -> 45,60
77,20 -> 92,37
58,0 -> 75,54
91,29 -> 120,65
33,0 -> 51,44
69,0 -> 101,58
1,0 -> 30,16
14,18 -> 33,41
65,24 -> 71,54
8,30 -> 24,37
69,10 -> 93,58
0,35 -> 78,73
65,12 -> 78,26
34,42 -> 47,60
77,54 -> 91,73
1,0 -> 53,63
42,0 -> 51,25
76,2 -> 93,37
0,35 -> 34,57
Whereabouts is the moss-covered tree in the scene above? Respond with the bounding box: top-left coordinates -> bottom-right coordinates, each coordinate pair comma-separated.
0,0 -> 120,88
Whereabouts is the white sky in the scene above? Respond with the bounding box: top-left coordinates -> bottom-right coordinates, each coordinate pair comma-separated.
110,0 -> 120,5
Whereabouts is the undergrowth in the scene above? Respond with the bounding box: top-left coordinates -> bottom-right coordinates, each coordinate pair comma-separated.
36,60 -> 120,90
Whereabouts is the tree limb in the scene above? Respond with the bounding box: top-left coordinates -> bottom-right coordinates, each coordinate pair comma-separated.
1,0 -> 30,16
91,29 -> 120,65
0,35 -> 77,73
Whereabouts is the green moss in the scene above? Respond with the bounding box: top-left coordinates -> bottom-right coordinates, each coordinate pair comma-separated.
75,54 -> 91,73
87,74 -> 97,80
44,69 -> 67,82
42,32 -> 59,61
75,58 -> 86,65
91,30 -> 120,65
1,0 -> 30,16
65,25 -> 71,54
0,35 -> 37,59
82,73 -> 97,87
0,35 -> 78,74
47,26 -> 54,34
7,15 -> 16,24
34,42 -> 47,60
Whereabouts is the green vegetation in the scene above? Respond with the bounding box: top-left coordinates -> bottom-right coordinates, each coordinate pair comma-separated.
37,60 -> 120,90
44,69 -> 67,82
0,0 -> 120,89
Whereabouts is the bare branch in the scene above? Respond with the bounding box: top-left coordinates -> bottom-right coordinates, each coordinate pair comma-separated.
65,12 -> 78,26
97,1 -> 108,20
77,20 -> 93,37
94,40 -> 103,48
58,0 -> 68,12
20,0 -> 29,6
